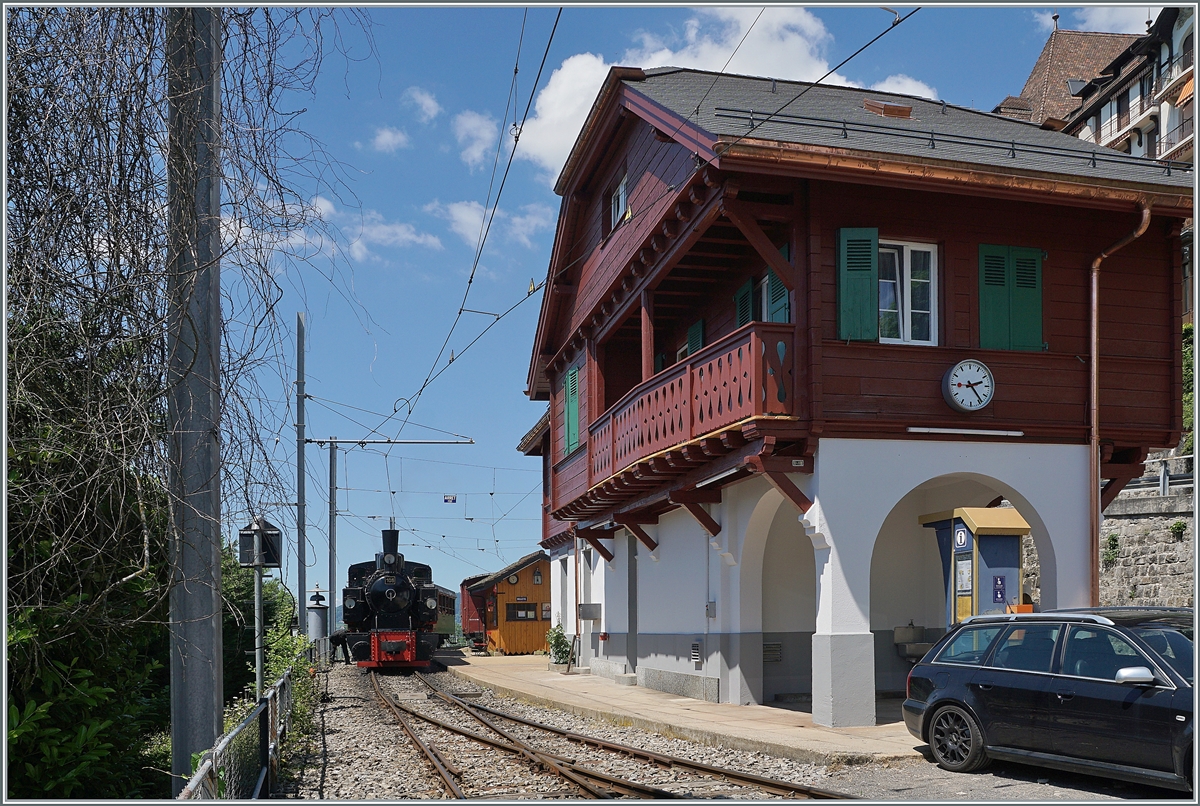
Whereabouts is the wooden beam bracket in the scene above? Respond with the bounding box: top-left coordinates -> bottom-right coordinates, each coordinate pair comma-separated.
575,527 -> 615,562
744,453 -> 813,513
680,502 -> 721,537
722,202 -> 795,291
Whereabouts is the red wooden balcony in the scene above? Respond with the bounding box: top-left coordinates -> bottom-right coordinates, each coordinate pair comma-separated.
587,322 -> 795,488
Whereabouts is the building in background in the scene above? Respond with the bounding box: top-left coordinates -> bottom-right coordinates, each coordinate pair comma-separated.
460,551 -> 551,655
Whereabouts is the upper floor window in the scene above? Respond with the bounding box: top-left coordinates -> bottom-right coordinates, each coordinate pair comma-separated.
610,175 -> 629,232
979,244 -> 1044,351
735,245 -> 792,327
837,228 -> 937,345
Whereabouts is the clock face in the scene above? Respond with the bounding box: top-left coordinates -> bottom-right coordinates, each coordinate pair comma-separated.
508,574 -> 519,584
942,360 -> 994,412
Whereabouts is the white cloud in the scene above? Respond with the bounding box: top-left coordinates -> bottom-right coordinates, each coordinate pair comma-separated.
313,195 -> 442,262
426,200 -> 488,248
1032,10 -> 1058,32
506,203 -> 555,248
1068,7 -> 1160,34
452,110 -> 499,170
515,52 -> 611,182
516,8 -> 928,185
870,74 -> 938,100
403,86 -> 443,123
425,200 -> 554,250
371,126 -> 410,153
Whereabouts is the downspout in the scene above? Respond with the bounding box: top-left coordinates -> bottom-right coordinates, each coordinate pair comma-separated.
1089,199 -> 1151,605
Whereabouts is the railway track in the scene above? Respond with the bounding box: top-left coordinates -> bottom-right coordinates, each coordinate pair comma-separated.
368,668 -> 854,799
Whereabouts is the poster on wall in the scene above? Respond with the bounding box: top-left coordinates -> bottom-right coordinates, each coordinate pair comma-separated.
956,558 -> 973,593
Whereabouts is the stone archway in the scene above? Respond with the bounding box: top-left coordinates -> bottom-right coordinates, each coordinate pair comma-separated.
868,472 -> 1056,696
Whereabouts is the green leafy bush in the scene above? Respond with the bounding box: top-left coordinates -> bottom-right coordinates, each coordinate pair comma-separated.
546,621 -> 571,664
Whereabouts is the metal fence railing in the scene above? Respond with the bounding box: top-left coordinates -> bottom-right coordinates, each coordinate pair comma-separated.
178,639 -> 332,799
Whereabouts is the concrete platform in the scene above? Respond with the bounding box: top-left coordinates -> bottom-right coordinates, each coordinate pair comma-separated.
437,650 -> 924,766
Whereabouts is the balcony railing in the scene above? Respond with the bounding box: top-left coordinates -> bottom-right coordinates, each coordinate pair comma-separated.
1160,115 -> 1194,156
1156,51 -> 1194,98
1094,87 -> 1155,144
587,322 -> 795,486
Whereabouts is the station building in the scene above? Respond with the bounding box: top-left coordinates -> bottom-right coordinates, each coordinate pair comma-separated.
519,67 -> 1192,726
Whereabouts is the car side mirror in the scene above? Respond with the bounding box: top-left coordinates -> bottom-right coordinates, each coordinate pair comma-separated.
1114,666 -> 1156,685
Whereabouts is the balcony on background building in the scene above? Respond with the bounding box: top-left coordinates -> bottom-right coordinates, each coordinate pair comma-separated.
1159,114 -> 1194,159
1156,51 -> 1194,101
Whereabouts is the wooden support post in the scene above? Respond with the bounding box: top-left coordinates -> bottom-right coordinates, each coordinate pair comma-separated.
576,529 -> 615,562
745,453 -> 813,513
722,204 -> 795,291
613,515 -> 659,551
641,290 -> 654,381
680,502 -> 721,537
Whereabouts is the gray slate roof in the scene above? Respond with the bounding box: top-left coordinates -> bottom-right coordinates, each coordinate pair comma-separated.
625,67 -> 1192,190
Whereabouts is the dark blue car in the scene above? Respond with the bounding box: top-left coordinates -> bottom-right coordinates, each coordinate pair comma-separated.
903,608 -> 1193,792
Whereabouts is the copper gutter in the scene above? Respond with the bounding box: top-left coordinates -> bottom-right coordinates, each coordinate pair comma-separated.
1088,200 -> 1151,606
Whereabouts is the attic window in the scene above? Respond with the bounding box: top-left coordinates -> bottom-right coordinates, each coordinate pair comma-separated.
864,98 -> 913,119
610,175 -> 630,232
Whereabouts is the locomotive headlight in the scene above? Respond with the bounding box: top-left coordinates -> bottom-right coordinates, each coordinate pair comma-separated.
425,597 -> 437,610
384,553 -> 397,566
345,597 -> 356,610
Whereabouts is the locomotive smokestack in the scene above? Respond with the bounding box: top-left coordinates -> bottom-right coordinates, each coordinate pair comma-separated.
382,528 -> 399,557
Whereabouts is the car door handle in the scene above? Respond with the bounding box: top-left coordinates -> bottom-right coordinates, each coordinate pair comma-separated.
974,681 -> 994,691
1055,690 -> 1075,701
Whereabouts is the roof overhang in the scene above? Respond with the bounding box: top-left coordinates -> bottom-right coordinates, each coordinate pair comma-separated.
715,138 -> 1193,216
517,409 -> 550,456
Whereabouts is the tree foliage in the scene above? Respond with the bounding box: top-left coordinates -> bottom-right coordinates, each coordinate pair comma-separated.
6,8 -> 372,797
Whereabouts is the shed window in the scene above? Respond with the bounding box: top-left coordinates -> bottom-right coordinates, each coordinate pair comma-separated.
837,228 -> 937,345
506,603 -> 538,621
610,175 -> 630,231
979,244 -> 1043,351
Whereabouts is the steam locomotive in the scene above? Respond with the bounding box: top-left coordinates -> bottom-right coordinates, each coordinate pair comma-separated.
341,528 -> 445,669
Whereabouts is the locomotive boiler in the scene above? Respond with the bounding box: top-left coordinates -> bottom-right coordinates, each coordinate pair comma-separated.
341,528 -> 442,669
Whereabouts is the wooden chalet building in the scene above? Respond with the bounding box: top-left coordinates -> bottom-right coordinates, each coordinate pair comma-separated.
460,551 -> 551,655
524,66 -> 1192,726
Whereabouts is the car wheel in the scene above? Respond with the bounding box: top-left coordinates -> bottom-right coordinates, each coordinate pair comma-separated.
928,705 -> 990,773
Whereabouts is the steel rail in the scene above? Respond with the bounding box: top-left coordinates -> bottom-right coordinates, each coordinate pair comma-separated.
370,672 -> 465,798
388,688 -> 679,798
418,674 -> 854,799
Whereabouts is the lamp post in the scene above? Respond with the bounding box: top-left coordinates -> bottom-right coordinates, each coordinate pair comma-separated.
238,517 -> 282,698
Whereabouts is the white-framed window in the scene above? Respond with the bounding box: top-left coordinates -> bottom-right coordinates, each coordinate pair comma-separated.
610,175 -> 629,231
878,241 -> 937,345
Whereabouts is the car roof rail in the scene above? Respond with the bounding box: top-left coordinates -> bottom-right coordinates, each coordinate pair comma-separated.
960,612 -> 1115,626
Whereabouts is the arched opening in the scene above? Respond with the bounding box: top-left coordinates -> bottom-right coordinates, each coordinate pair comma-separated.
760,499 -> 816,706
868,472 -> 1055,721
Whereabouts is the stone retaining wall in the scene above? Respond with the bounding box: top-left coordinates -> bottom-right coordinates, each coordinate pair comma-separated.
1021,491 -> 1193,608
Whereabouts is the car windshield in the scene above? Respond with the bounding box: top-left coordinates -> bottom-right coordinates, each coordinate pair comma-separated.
1133,625 -> 1193,684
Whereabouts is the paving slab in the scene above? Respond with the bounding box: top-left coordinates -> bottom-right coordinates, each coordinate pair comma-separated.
438,651 -> 924,766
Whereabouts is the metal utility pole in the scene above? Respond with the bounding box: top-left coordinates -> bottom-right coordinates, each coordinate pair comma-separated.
166,7 -> 223,796
296,314 -> 307,637
313,436 -> 473,638
253,524 -> 264,699
328,437 -> 337,635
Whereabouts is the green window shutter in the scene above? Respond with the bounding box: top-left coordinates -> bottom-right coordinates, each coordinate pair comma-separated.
837,227 -> 878,341
654,352 -> 665,373
734,279 -> 754,327
687,319 -> 705,355
767,268 -> 790,323
979,244 -> 1012,350
1010,247 -> 1043,351
564,367 -> 579,455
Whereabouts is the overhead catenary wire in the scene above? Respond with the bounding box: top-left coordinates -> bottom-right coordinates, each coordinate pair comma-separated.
386,8 -> 562,441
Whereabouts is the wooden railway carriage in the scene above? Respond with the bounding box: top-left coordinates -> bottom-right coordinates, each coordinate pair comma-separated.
434,585 -> 457,645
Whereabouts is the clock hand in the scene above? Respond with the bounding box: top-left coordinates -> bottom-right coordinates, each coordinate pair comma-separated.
969,385 -> 984,404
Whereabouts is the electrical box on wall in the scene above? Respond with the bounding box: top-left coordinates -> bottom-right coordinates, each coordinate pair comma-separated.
578,603 -> 601,621
919,507 -> 1031,625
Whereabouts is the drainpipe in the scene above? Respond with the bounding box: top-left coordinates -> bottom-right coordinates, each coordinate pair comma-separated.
1089,199 -> 1151,605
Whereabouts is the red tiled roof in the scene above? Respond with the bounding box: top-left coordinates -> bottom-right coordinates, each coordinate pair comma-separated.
1005,30 -> 1141,125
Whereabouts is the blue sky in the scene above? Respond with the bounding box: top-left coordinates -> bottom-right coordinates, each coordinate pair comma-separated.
250,5 -> 1167,610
